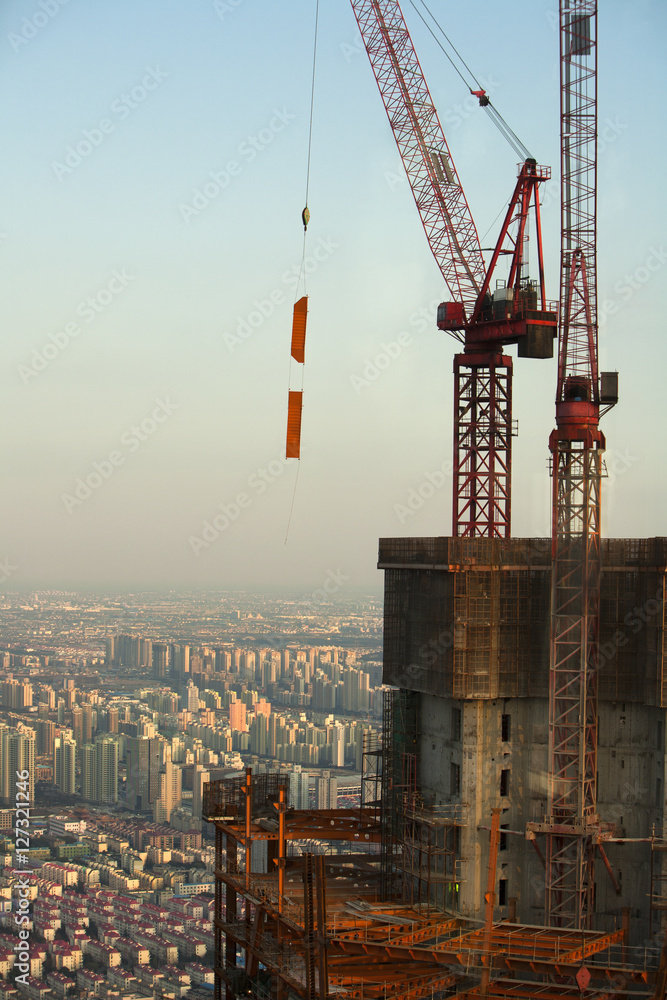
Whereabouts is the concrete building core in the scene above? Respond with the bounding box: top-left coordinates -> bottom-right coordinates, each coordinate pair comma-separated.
378,535 -> 666,944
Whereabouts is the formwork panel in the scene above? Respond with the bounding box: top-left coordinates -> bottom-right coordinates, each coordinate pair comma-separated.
379,536 -> 667,705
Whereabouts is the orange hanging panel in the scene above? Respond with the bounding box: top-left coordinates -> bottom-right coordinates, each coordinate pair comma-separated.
286,390 -> 303,459
290,296 -> 308,364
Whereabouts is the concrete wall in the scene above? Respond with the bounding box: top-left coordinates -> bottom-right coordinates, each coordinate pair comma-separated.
416,691 -> 664,944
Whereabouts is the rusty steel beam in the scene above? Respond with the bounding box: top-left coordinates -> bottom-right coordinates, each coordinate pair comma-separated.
336,917 -> 460,945
463,980 -> 623,1000
214,815 -> 381,844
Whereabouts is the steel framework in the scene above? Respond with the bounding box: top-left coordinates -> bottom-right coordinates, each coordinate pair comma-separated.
453,353 -> 512,538
542,0 -> 604,930
206,771 -> 657,999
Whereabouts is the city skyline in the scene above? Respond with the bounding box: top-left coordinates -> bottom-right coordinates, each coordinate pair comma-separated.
0,1 -> 664,591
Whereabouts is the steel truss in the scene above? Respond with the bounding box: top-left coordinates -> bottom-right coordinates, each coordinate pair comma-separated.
454,354 -> 512,538
542,0 -> 603,930
348,0 -> 485,319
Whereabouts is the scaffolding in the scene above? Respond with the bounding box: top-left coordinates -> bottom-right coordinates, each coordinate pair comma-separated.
381,688 -> 418,901
361,729 -> 382,815
379,536 -> 667,706
396,798 -> 465,913
651,834 -> 667,937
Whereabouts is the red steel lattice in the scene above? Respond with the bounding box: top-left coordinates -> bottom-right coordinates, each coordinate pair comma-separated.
349,0 -> 485,320
544,0 -> 603,930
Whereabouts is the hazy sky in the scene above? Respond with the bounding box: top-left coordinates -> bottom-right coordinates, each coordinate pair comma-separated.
0,0 -> 664,594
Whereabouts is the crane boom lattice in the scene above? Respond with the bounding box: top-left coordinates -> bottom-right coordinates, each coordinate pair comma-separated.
350,0 -> 485,321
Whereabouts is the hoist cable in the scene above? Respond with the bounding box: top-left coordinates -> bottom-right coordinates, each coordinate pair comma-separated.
409,0 -> 534,161
286,1 -> 320,545
304,0 -> 320,212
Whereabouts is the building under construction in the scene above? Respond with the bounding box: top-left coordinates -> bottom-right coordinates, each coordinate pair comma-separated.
379,535 -> 667,942
204,533 -> 666,998
205,0 -> 666,994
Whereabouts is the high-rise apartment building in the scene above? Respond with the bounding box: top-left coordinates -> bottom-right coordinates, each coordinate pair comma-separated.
316,770 -> 337,810
152,642 -> 169,679
153,752 -> 182,824
112,634 -> 152,668
1,679 -> 33,710
126,736 -> 162,812
215,649 -> 231,673
36,719 -> 56,757
289,765 -> 310,810
81,737 -> 118,805
40,686 -> 56,710
186,681 -> 200,713
71,707 -> 83,746
250,715 -> 268,757
332,725 -> 345,768
192,765 -> 211,821
105,636 -> 115,665
171,644 -> 190,680
81,744 -> 95,802
54,734 -> 76,795
171,736 -> 186,763
95,737 -> 119,805
229,701 -> 247,734
81,703 -> 94,744
0,727 -> 36,804
107,707 -> 119,733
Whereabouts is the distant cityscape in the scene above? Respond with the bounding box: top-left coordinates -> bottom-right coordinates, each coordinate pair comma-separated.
0,590 -> 383,999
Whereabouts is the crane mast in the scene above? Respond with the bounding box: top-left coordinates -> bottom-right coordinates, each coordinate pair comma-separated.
350,0 -> 556,539
542,0 -> 614,929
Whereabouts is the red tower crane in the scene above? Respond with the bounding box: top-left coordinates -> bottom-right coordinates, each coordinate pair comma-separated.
350,0 -> 557,538
532,0 -> 617,929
